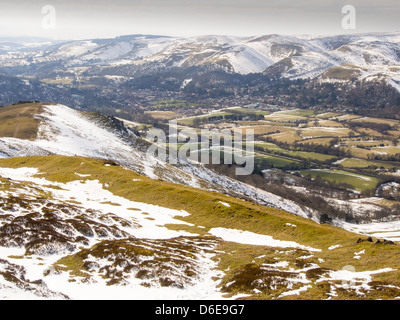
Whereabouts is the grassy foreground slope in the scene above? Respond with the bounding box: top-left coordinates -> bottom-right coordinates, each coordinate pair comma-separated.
0,102 -> 45,140
1,155 -> 400,299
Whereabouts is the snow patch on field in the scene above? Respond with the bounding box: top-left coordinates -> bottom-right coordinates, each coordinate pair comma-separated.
209,227 -> 321,252
328,244 -> 342,251
0,166 -> 226,299
279,285 -> 312,298
0,167 -> 191,240
335,219 -> 400,242
218,201 -> 230,207
318,268 -> 396,296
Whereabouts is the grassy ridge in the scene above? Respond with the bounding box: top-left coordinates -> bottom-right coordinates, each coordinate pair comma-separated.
1,155 -> 400,299
0,156 -> 394,248
0,103 -> 45,140
0,155 -> 352,248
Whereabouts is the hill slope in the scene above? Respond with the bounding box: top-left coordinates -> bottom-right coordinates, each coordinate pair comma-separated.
0,103 -> 400,299
1,33 -> 399,91
0,103 -> 317,221
0,155 -> 399,299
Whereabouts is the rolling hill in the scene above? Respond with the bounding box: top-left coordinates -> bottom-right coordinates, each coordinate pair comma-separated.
1,33 -> 400,91
0,102 -> 400,299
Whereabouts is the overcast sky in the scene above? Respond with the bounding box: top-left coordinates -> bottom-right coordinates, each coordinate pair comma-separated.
0,0 -> 399,40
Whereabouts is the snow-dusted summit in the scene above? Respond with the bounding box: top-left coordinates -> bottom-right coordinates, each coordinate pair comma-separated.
1,33 -> 400,89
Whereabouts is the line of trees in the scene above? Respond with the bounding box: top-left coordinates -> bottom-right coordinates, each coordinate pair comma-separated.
348,121 -> 394,135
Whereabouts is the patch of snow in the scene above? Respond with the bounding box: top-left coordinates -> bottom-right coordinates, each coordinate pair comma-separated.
74,172 -> 91,177
286,223 -> 297,228
224,45 -> 273,74
218,201 -> 230,207
0,166 -> 230,300
318,267 -> 395,293
328,244 -> 342,251
279,285 -> 312,298
308,169 -> 372,181
180,78 -> 192,89
0,138 -> 51,157
334,219 -> 400,242
208,227 -> 321,252
354,249 -> 365,260
264,261 -> 290,269
0,167 -> 192,240
333,158 -> 346,165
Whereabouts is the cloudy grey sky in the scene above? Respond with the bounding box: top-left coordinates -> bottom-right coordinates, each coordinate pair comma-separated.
0,0 -> 399,40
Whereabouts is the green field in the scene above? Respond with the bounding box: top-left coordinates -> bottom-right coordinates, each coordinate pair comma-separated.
268,109 -> 316,117
41,78 -> 74,85
301,127 -> 356,138
255,153 -> 298,168
316,112 -> 342,119
338,158 -> 397,169
299,169 -> 381,192
220,107 -> 271,116
177,112 -> 233,126
255,142 -> 336,162
178,108 -> 269,126
148,99 -> 200,110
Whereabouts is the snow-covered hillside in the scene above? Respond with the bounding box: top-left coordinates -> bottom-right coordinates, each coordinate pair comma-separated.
1,33 -> 399,90
0,155 -> 397,300
0,166 -> 226,299
4,103 -> 400,240
1,103 -> 400,300
0,104 -> 315,221
1,102 -> 399,242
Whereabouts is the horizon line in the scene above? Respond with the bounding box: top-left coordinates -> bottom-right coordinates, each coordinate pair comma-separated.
0,30 -> 400,42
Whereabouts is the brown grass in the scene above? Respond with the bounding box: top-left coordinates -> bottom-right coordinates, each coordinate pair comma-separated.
0,103 -> 47,140
1,155 -> 400,299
